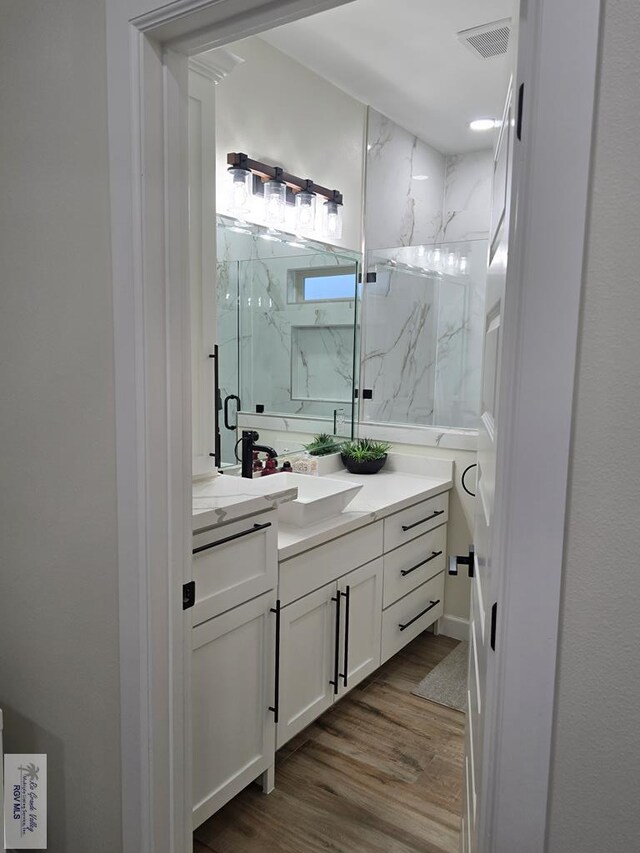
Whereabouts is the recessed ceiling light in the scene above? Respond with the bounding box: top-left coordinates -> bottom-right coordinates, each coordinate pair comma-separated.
412,174 -> 429,181
469,118 -> 499,132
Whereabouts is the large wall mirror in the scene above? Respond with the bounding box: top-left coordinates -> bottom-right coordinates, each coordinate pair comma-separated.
216,216 -> 361,466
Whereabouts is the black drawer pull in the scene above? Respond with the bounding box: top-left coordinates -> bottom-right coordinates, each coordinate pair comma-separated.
268,600 -> 281,723
338,586 -> 350,689
400,551 -> 443,577
398,599 -> 441,631
401,510 -> 444,532
192,521 -> 271,554
329,591 -> 341,694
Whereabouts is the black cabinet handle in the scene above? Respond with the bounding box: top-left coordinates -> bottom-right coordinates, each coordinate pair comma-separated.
338,586 -> 350,688
329,591 -> 341,695
268,600 -> 281,723
400,551 -> 443,577
398,599 -> 440,632
208,346 -> 221,467
401,510 -> 444,532
192,521 -> 271,555
224,394 -> 241,431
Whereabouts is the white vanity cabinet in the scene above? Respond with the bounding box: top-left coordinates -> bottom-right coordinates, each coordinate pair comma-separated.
192,590 -> 276,828
380,493 -> 448,664
276,488 -> 451,749
191,509 -> 278,829
276,523 -> 384,749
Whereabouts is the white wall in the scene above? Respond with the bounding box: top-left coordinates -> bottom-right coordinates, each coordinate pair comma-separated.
0,2 -> 122,851
213,36 -> 366,252
546,3 -> 640,850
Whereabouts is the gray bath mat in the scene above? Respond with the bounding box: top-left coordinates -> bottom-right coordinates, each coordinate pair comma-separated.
412,642 -> 468,712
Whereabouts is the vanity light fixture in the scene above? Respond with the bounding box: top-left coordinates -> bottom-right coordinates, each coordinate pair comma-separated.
469,118 -> 500,131
227,165 -> 252,214
226,153 -> 344,241
263,172 -> 287,228
294,181 -> 317,234
322,191 -> 344,240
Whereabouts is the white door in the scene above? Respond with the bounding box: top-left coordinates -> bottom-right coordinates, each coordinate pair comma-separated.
191,591 -> 276,829
463,81 -> 515,853
337,558 -> 383,697
277,583 -> 337,749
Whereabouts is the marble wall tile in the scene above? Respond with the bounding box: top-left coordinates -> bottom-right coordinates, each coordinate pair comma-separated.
365,109 -> 445,250
439,149 -> 493,242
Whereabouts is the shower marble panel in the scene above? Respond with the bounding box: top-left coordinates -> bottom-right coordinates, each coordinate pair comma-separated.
365,109 -> 445,250
440,149 -> 493,242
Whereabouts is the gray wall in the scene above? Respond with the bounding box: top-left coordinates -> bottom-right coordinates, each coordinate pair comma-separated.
546,2 -> 640,850
0,2 -> 122,851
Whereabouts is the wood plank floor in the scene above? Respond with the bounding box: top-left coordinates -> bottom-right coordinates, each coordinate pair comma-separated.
194,632 -> 464,853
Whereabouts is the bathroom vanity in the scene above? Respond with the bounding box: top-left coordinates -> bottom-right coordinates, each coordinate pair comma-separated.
190,458 -> 452,829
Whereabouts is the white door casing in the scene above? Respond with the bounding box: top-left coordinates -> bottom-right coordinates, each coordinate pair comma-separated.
104,1 -> 601,851
188,65 -> 217,476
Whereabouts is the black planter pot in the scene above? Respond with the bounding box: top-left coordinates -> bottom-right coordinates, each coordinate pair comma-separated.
341,453 -> 388,475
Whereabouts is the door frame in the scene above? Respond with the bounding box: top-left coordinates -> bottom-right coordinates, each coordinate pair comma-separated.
104,1 -> 601,852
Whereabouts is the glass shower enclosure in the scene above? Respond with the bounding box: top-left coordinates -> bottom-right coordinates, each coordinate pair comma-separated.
359,240 -> 487,431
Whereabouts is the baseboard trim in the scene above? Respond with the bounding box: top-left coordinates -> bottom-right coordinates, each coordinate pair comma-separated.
438,614 -> 470,641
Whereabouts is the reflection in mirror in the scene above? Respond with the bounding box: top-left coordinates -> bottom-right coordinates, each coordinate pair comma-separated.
216,215 -> 361,466
360,240 -> 487,431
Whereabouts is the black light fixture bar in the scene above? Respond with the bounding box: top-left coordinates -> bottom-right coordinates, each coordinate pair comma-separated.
227,152 -> 343,205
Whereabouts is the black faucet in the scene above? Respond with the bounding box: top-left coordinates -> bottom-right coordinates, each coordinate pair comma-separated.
240,430 -> 278,478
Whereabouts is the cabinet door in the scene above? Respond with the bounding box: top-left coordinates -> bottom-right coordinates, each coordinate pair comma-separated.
192,592 -> 275,829
337,558 -> 383,698
277,582 -> 337,750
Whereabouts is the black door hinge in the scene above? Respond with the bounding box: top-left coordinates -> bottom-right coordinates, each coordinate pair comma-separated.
516,82 -> 524,141
183,581 -> 195,610
490,601 -> 498,651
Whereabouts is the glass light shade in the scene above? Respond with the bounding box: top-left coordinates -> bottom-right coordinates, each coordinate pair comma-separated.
322,199 -> 343,240
294,190 -> 316,234
263,179 -> 286,227
227,167 -> 252,215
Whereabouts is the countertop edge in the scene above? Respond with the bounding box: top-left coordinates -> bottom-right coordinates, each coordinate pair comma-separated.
277,477 -> 452,561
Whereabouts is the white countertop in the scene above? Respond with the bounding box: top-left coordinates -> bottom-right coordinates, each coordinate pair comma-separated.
277,466 -> 452,561
192,474 -> 297,532
192,453 -> 453,553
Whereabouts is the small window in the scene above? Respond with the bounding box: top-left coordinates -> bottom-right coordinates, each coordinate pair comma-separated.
290,266 -> 358,303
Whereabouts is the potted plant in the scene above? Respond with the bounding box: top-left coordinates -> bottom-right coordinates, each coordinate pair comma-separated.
303,433 -> 342,457
340,438 -> 391,475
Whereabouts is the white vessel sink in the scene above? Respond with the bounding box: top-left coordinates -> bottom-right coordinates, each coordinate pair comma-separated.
255,472 -> 362,527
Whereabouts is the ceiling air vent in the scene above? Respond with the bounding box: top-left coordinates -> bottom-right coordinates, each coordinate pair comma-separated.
457,18 -> 511,59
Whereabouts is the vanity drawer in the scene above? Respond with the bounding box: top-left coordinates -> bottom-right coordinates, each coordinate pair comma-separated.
279,521 -> 384,606
192,510 -> 277,625
381,571 -> 445,664
383,524 -> 447,608
383,492 -> 449,553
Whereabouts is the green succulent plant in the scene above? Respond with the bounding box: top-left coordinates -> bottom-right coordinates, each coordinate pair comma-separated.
340,438 -> 391,462
303,433 -> 343,457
